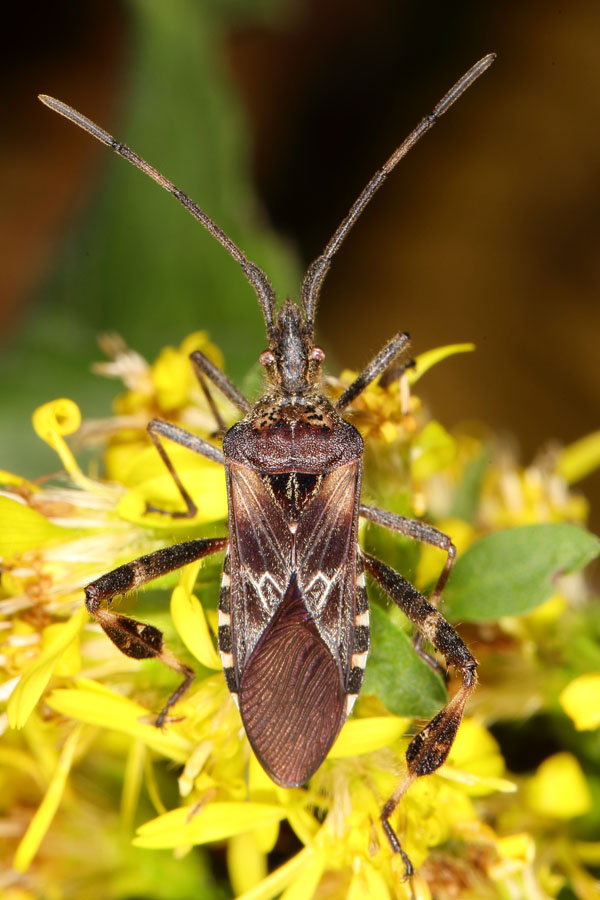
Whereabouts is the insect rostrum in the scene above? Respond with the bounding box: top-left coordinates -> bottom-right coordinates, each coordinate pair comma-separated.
40,53 -> 494,873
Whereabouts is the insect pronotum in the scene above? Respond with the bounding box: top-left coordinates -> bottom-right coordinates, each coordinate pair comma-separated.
39,53 -> 494,873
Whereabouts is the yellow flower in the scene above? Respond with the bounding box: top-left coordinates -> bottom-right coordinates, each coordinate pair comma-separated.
0,392 -> 227,734
526,753 -> 592,820
86,332 -> 230,483
559,673 -> 600,731
2,332 -> 599,900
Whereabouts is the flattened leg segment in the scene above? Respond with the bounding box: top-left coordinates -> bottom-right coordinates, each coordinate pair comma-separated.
362,552 -> 477,863
85,537 -> 227,725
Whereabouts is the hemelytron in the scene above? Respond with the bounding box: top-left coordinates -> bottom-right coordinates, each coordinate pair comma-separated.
39,52 -> 494,873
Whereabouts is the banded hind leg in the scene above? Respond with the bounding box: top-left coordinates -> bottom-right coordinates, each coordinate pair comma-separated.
85,536 -> 228,725
363,551 -> 477,874
360,505 -> 455,609
360,504 -> 456,673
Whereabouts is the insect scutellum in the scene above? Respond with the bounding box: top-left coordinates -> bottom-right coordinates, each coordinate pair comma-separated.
39,52 -> 494,875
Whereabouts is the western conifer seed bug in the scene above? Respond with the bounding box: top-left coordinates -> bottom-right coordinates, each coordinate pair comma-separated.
39,52 -> 494,873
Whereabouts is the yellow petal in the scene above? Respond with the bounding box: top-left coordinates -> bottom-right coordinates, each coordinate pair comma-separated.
488,832 -> 536,879
248,750 -> 279,796
439,765 -> 516,795
171,584 -> 221,670
328,716 -> 409,759
46,681 -> 192,762
448,719 -> 503,770
227,832 -> 268,896
0,745 -> 45,788
134,802 -> 286,848
7,606 -> 88,729
279,852 -> 324,900
560,673 -> 600,731
526,752 -> 592,819
347,862 -> 391,900
379,422 -> 399,444
121,740 -> 146,831
32,400 -> 100,494
0,470 -> 40,490
253,821 -> 280,855
111,440 -> 218,488
13,724 -> 83,872
408,343 -> 475,386
496,832 -> 535,864
234,848 -> 313,900
415,517 -> 475,589
152,347 -> 193,411
32,397 -> 81,439
525,592 -> 568,626
441,720 -> 511,796
117,457 -> 227,529
180,331 -> 224,369
557,431 -> 600,484
286,809 -> 320,847
410,422 -> 457,481
575,841 -> 600,865
0,496 -> 70,555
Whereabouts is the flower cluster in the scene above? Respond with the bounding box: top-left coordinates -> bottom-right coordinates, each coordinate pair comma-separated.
1,335 -> 598,900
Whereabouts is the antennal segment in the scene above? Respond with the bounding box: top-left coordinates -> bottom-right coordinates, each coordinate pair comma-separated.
38,95 -> 277,335
301,53 -> 496,326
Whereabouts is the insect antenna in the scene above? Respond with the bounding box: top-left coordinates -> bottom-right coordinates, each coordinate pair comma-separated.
301,53 -> 496,328
37,94 -> 277,336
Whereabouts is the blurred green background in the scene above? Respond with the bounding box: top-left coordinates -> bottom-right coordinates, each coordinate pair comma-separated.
2,0 -> 599,522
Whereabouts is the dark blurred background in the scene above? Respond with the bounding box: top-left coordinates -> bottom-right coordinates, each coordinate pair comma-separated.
1,0 -> 599,520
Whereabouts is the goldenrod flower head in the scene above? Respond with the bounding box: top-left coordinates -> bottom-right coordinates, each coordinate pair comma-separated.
1,333 -> 598,900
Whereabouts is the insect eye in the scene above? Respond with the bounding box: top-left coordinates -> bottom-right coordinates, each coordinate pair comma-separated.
259,349 -> 276,367
310,346 -> 326,363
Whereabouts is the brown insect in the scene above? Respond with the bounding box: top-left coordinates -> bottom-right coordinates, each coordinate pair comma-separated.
39,52 -> 494,873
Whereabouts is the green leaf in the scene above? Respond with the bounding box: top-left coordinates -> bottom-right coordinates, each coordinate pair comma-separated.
443,523 -> 600,622
362,604 -> 447,718
449,449 -> 489,522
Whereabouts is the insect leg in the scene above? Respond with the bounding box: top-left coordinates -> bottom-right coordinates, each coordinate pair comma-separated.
377,357 -> 416,388
196,371 -> 227,434
360,505 -> 455,609
335,332 -> 411,412
85,536 -> 228,726
190,350 -> 252,414
146,418 -> 225,518
362,552 -> 477,868
360,504 -> 456,676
